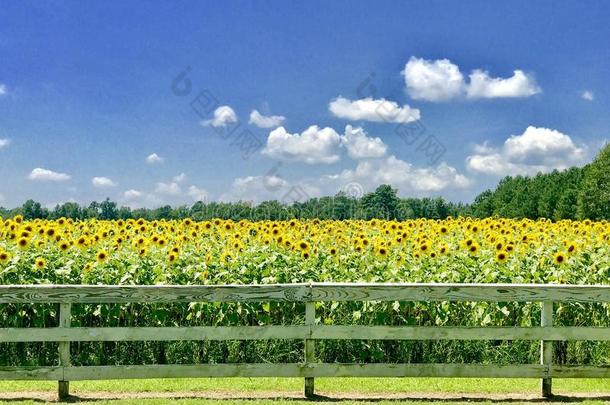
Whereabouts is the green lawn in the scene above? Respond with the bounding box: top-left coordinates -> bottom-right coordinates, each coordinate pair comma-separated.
1,378 -> 610,404
2,376 -> 610,393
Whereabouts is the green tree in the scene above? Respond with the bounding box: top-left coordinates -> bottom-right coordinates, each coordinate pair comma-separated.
577,144 -> 610,219
99,198 -> 118,220
362,185 -> 400,219
21,199 -> 48,219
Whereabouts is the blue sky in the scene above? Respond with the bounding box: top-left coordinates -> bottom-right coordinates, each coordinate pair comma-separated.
0,1 -> 608,208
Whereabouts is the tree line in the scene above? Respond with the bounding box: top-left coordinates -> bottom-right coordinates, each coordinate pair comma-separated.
3,144 -> 609,221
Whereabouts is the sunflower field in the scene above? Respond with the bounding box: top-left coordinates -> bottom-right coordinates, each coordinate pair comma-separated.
1,216 -> 609,368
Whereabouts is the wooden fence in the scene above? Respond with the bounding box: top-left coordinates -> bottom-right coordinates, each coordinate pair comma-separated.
1,283 -> 610,399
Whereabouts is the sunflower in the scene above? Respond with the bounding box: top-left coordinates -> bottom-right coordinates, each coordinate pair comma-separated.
0,250 -> 10,264
35,257 -> 46,269
96,250 -> 109,262
376,246 -> 388,256
495,251 -> 508,263
58,241 -> 70,251
468,243 -> 479,255
221,252 -> 232,263
83,262 -> 94,274
554,252 -> 566,265
17,237 -> 29,249
566,242 -> 577,254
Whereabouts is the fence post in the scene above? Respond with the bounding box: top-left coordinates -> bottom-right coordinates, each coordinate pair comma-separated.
58,303 -> 71,400
540,301 -> 553,398
304,300 -> 316,398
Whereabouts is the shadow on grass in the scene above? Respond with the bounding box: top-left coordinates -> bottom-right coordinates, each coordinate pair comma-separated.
305,394 -> 610,403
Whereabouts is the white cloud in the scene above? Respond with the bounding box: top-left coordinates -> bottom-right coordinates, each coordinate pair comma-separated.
249,109 -> 286,128
172,173 -> 186,183
262,125 -> 342,164
466,69 -> 540,99
466,126 -> 587,176
221,153 -> 470,203
91,176 -> 117,188
0,138 -> 10,149
325,155 -> 471,194
582,90 -> 594,101
402,57 -> 465,101
187,185 -> 208,202
155,181 -> 182,195
402,57 -> 540,101
201,105 -> 238,127
0,84 -> 7,96
146,153 -> 164,164
472,141 -> 495,155
123,181 -> 207,207
123,189 -> 143,200
341,125 -> 387,159
329,97 -> 420,123
28,168 -> 71,182
220,175 -> 290,203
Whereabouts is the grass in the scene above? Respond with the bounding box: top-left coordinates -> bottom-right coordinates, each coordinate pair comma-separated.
3,377 -> 610,393
1,378 -> 610,404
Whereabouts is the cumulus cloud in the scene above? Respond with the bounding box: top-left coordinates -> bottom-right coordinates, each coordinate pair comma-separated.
324,155 -> 471,194
0,138 -> 10,149
262,125 -> 342,164
582,90 -> 594,101
0,84 -> 7,96
402,57 -> 540,101
329,97 -> 420,123
249,109 -> 286,128
220,175 -> 290,203
172,173 -> 186,183
187,185 -> 208,202
91,176 -> 117,187
146,153 -> 164,164
201,105 -> 238,127
341,125 -> 387,159
155,181 -> 182,196
123,189 -> 143,200
28,168 -> 71,182
466,69 -> 540,99
120,171 -> 210,207
466,126 -> 586,176
402,57 -> 465,101
222,152 -> 470,203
